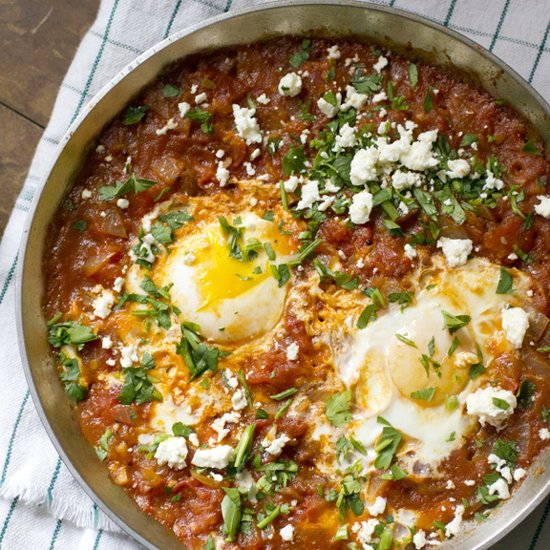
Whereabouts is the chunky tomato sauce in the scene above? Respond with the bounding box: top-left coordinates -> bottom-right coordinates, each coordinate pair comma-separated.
43,37 -> 550,549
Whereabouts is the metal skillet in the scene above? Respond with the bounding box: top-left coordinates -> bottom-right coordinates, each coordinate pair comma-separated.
16,1 -> 550,548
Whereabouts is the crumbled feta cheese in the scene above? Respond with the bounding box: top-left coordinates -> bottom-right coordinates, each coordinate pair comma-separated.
437,237 -> 473,267
352,519 -> 378,545
341,85 -> 368,111
231,389 -> 248,411
106,358 -> 116,367
466,386 -> 517,429
350,147 -> 379,185
113,277 -> 124,293
278,72 -> 302,97
183,252 -> 196,265
92,290 -> 115,320
349,190 -> 373,225
400,129 -> 439,171
191,445 -> 234,469
155,117 -> 178,136
484,170 -> 504,191
256,93 -> 270,105
372,91 -> 387,103
250,148 -> 261,161
327,45 -> 341,60
535,195 -> 550,218
413,529 -> 427,549
232,104 -> 262,145
101,336 -> 113,350
391,170 -> 422,190
178,101 -> 190,118
446,480 -> 455,490
296,180 -> 320,210
212,411 -> 240,441
188,433 -> 200,447
119,343 -> 139,368
539,428 -> 550,440
445,504 -> 465,537
488,478 -> 510,500
215,149 -> 225,159
286,342 -> 299,361
404,244 -> 417,260
95,144 -> 105,153
264,433 -> 290,457
280,524 -> 295,542
190,84 -> 198,94
195,92 -> 207,104
333,123 -> 356,150
501,306 -> 529,348
446,159 -> 471,179
317,93 -> 341,118
454,351 -> 478,368
373,55 -> 388,73
284,175 -> 301,193
216,162 -> 230,187
513,467 -> 527,481
81,189 -> 92,199
464,479 -> 475,486
154,437 -> 188,469
367,496 -> 386,516
116,198 -> 129,209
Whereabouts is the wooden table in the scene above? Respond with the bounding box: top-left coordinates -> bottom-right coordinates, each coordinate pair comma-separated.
0,0 -> 99,238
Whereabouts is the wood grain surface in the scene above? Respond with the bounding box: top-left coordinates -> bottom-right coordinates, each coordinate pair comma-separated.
0,0 -> 99,238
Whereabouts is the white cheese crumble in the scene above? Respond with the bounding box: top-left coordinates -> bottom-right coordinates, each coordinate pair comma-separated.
178,101 -> 190,118
317,95 -> 340,118
404,243 -> 417,260
488,477 -> 510,500
373,55 -> 388,73
116,198 -> 129,209
501,306 -> 529,348
81,189 -> 92,199
296,180 -> 320,210
341,85 -> 368,111
332,123 -> 357,151
154,437 -> 188,469
413,529 -> 427,549
286,342 -> 299,361
212,411 -> 240,442
101,336 -> 113,350
349,190 -> 374,225
437,237 -> 473,267
216,162 -> 230,187
535,196 -> 550,218
445,504 -> 465,538
280,524 -> 295,542
92,290 -> 115,320
232,104 -> 262,145
256,93 -> 270,105
264,433 -> 290,457
352,519 -> 378,546
119,343 -> 139,368
113,277 -> 124,293
194,92 -> 207,104
191,445 -> 234,469
284,175 -> 301,193
366,496 -> 386,516
326,45 -> 341,60
155,117 -> 178,136
231,389 -> 248,411
278,72 -> 302,97
372,91 -> 387,103
466,386 -> 517,429
350,148 -> 379,185
513,467 -> 527,481
539,428 -> 550,440
446,159 -> 471,179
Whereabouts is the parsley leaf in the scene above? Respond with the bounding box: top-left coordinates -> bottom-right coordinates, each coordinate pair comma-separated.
282,144 -> 306,176
442,310 -> 471,334
117,352 -> 162,405
99,173 -> 156,201
408,63 -> 418,87
186,108 -> 213,134
326,390 -> 352,427
176,322 -> 226,380
410,387 -> 436,401
221,488 -> 241,542
496,267 -> 514,294
523,138 -> 541,156
58,352 -> 87,403
374,417 -> 402,470
48,318 -> 97,350
163,84 -> 181,98
290,38 -> 312,68
124,105 -> 149,125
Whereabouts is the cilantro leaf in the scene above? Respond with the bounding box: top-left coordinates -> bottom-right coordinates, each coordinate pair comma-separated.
124,105 -> 149,125
496,267 -> 514,294
326,390 -> 352,427
117,352 -> 162,405
48,319 -> 97,350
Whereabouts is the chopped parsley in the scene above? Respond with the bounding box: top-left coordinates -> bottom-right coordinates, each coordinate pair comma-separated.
99,172 -> 156,201
186,108 -> 213,134
289,38 -> 312,68
374,417 -> 402,470
123,105 -> 149,125
163,84 -> 181,98
117,352 -> 162,405
326,390 -> 352,427
408,63 -> 418,87
95,428 -> 114,461
442,310 -> 471,334
410,387 -> 436,402
47,316 -> 97,350
221,488 -> 241,542
496,267 -> 514,294
58,352 -> 87,403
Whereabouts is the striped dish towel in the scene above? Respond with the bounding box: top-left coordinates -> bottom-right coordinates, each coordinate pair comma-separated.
0,1 -> 549,548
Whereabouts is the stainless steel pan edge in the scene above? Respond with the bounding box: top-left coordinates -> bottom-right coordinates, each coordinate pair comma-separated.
16,2 -> 550,549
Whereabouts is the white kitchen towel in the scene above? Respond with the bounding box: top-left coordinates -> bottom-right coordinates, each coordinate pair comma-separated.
0,0 -> 549,548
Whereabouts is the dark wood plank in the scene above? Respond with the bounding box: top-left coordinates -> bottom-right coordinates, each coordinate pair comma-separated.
0,0 -> 99,127
0,104 -> 43,237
